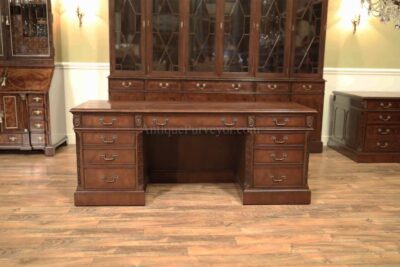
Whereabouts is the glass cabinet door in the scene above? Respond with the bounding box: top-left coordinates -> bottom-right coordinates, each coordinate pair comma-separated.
256,0 -> 289,76
151,0 -> 181,72
188,0 -> 217,73
222,0 -> 252,73
9,0 -> 50,57
291,0 -> 326,75
114,0 -> 144,71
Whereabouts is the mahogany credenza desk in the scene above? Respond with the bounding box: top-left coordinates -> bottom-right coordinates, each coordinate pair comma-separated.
71,101 -> 317,206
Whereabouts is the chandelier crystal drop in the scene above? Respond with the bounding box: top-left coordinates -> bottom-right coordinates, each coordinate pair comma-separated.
361,0 -> 400,29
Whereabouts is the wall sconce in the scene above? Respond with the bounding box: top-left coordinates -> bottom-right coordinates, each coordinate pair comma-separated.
352,14 -> 361,34
76,6 -> 84,27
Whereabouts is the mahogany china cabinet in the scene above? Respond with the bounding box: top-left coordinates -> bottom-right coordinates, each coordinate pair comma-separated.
0,0 -> 66,156
108,0 -> 329,153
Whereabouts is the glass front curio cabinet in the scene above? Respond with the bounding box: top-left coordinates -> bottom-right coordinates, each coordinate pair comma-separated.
108,0 -> 329,153
0,0 -> 67,156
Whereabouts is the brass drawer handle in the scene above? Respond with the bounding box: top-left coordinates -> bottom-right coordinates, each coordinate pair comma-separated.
379,115 -> 392,122
38,136 -> 44,141
99,117 -> 117,126
272,136 -> 289,144
270,153 -> 288,162
377,142 -> 389,149
153,118 -> 169,127
34,123 -> 43,129
378,128 -> 391,135
33,97 -> 42,103
267,84 -> 278,90
101,135 -> 117,144
380,102 -> 393,109
271,175 -> 287,183
8,136 -> 17,142
273,118 -> 289,127
221,117 -> 238,127
100,154 -> 118,161
196,83 -> 207,89
122,82 -> 132,88
302,84 -> 313,90
101,176 -> 119,183
33,110 -> 43,116
232,83 -> 242,90
159,82 -> 170,89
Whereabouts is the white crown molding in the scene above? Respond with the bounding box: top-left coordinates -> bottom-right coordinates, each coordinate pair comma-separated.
55,62 -> 110,70
324,68 -> 400,76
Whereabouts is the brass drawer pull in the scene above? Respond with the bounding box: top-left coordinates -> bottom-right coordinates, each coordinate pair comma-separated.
196,83 -> 207,89
302,84 -> 313,90
378,128 -> 391,135
33,97 -> 42,103
377,142 -> 389,149
271,175 -> 287,183
100,154 -> 118,161
38,136 -> 44,141
380,102 -> 393,109
122,82 -> 132,88
159,82 -> 170,89
273,118 -> 289,127
33,110 -> 43,116
153,118 -> 169,127
221,117 -> 238,127
270,153 -> 288,162
34,123 -> 43,129
267,84 -> 278,90
379,115 -> 392,122
8,136 -> 17,142
232,83 -> 242,90
272,136 -> 289,144
101,175 -> 119,183
101,135 -> 117,144
99,117 -> 117,126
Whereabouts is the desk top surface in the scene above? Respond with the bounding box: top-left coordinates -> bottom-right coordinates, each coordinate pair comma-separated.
71,101 -> 317,114
333,91 -> 400,99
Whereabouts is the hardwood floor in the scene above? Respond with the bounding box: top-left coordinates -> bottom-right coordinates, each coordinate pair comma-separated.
0,146 -> 399,266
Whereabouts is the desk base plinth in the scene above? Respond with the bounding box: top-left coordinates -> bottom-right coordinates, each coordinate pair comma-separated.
75,191 -> 146,206
242,189 -> 311,205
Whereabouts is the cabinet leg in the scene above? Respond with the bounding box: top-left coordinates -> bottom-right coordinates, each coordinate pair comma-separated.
45,146 -> 56,157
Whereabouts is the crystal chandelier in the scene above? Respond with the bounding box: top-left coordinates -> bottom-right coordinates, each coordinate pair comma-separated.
361,0 -> 400,29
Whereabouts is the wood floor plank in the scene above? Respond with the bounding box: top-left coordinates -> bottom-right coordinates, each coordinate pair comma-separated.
0,146 -> 399,266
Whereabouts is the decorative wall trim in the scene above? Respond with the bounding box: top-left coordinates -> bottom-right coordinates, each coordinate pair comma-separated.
324,68 -> 400,76
55,62 -> 110,71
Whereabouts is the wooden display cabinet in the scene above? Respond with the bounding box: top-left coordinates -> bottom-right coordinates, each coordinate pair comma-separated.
108,0 -> 329,153
0,0 -> 67,156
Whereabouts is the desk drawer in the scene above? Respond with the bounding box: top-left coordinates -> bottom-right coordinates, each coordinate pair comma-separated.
84,168 -> 136,190
253,166 -> 304,188
29,108 -> 45,119
367,113 -> 400,124
256,83 -> 290,94
256,116 -> 307,128
148,81 -> 180,91
143,115 -> 248,128
366,126 -> 400,138
82,132 -> 136,146
254,149 -> 304,164
28,95 -> 45,106
365,138 -> 399,152
366,100 -> 400,110
109,79 -> 144,90
83,149 -> 136,165
182,81 -> 253,93
183,93 -> 255,102
81,115 -> 134,128
255,133 -> 306,146
0,134 -> 23,145
30,120 -> 45,132
292,83 -> 324,94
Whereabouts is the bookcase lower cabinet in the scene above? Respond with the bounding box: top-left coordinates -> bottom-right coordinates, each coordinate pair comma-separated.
72,101 -> 315,206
